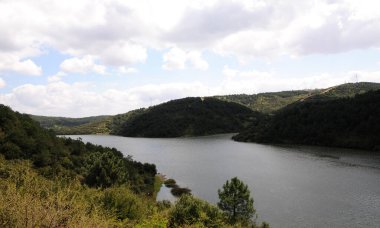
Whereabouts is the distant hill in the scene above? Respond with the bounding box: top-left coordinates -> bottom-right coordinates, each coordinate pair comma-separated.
113,97 -> 262,138
30,115 -> 111,134
233,90 -> 380,151
49,118 -> 112,135
215,90 -> 320,113
30,115 -> 111,128
215,82 -> 380,113
300,82 -> 380,102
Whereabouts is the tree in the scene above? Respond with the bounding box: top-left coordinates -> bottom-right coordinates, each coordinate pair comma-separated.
217,177 -> 256,225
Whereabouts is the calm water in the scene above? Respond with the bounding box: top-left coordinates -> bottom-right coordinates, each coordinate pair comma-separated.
68,134 -> 380,228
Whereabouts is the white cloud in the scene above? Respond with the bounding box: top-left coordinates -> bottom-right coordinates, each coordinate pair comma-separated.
162,47 -> 187,70
100,42 -> 147,66
118,67 -> 138,74
47,72 -> 66,83
187,51 -> 209,70
60,55 -> 106,74
0,78 -> 5,88
167,0 -> 380,59
162,47 -> 208,70
0,54 -> 42,76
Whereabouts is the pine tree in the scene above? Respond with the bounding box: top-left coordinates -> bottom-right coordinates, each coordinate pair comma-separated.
217,177 -> 255,225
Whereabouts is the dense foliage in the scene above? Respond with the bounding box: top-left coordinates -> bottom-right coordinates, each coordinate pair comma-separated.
114,97 -> 261,137
109,108 -> 146,135
168,194 -> 226,227
218,177 -> 256,225
0,104 -> 156,194
234,90 -> 380,151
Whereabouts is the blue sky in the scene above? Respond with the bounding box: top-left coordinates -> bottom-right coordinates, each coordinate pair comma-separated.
1,0 -> 380,117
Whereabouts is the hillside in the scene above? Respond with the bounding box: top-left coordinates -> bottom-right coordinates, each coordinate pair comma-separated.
215,82 -> 380,113
113,97 -> 262,137
233,90 -> 380,151
0,104 -> 156,191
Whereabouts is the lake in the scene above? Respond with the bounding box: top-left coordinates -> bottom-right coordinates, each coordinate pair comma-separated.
67,134 -> 380,228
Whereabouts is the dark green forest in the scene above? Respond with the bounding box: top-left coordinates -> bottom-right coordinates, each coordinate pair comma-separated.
113,97 -> 262,137
233,90 -> 380,151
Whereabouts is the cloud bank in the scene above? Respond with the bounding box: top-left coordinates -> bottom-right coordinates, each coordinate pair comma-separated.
1,0 -> 380,74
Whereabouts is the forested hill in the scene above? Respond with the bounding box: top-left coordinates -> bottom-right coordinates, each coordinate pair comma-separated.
113,97 -> 262,137
0,104 -> 156,193
233,90 -> 380,151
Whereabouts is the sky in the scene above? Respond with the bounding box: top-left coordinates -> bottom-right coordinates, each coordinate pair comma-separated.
1,0 -> 380,117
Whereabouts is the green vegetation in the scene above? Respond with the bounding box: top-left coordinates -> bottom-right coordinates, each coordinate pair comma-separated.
218,177 -> 256,226
168,194 -> 268,228
109,108 -> 146,135
50,118 -> 111,135
234,90 -> 380,151
113,97 -> 261,137
168,194 -> 226,227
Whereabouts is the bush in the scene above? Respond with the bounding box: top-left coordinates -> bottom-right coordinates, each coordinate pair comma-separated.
168,194 -> 225,228
171,187 -> 191,197
164,178 -> 177,188
102,187 -> 148,221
